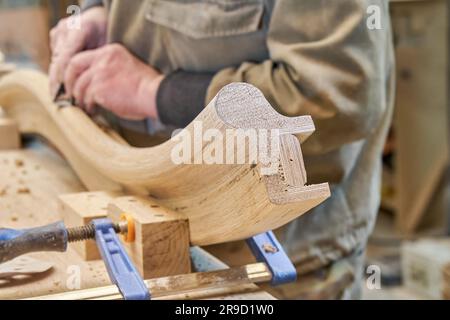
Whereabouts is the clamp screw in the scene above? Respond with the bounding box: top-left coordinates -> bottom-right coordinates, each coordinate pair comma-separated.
67,222 -> 128,243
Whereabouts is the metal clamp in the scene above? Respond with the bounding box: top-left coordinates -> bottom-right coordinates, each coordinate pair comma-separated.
247,231 -> 297,286
92,218 -> 150,300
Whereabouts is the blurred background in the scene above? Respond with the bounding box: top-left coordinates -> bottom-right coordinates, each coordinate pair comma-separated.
0,0 -> 449,299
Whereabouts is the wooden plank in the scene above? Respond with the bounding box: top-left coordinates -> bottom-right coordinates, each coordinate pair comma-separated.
31,263 -> 273,300
0,70 -> 330,246
60,192 -> 192,278
108,196 -> 191,279
0,117 -> 20,150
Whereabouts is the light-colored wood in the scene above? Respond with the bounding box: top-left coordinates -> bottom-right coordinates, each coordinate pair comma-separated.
0,51 -> 15,77
59,191 -> 121,261
0,70 -> 330,246
0,117 -> 20,150
0,146 -> 272,300
391,0 -> 449,233
108,196 -> 191,278
31,262 -> 272,300
279,134 -> 306,188
0,256 -> 53,279
0,64 -> 15,77
60,192 -> 192,277
0,147 -> 110,299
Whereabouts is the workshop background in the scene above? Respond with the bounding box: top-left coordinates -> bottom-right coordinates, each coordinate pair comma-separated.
0,0 -> 449,299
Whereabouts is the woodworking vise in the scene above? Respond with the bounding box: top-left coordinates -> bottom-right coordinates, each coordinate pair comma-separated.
0,218 -> 296,299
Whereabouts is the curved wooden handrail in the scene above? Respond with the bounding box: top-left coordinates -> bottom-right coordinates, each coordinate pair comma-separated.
0,70 -> 330,245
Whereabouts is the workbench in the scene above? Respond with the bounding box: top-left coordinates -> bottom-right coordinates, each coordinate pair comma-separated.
0,139 -> 274,300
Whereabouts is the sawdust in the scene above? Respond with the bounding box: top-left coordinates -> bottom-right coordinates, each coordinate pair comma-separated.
17,187 -> 30,194
10,216 -> 18,222
0,188 -> 6,197
14,159 -> 24,167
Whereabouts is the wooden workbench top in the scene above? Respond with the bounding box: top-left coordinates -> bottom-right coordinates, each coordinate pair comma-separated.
0,142 -> 110,299
0,141 -> 273,300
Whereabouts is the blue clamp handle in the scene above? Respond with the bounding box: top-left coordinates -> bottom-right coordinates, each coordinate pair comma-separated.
92,219 -> 150,300
0,228 -> 24,241
246,231 -> 297,286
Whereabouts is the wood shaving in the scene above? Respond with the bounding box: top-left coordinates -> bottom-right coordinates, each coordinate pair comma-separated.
14,159 -> 24,167
17,187 -> 30,194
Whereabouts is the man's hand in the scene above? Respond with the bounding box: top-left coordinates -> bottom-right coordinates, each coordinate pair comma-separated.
64,44 -> 164,120
49,7 -> 108,96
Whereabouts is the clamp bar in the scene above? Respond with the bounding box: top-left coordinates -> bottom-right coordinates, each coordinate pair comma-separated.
246,231 -> 297,286
92,219 -> 150,300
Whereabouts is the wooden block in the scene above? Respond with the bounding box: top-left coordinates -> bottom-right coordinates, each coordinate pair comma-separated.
0,117 -> 20,150
59,191 -> 121,260
108,196 -> 191,279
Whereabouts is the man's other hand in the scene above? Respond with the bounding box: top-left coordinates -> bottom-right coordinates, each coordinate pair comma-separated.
64,44 -> 164,120
49,7 -> 108,97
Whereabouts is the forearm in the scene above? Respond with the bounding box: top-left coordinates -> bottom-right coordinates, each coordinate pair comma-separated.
156,71 -> 214,128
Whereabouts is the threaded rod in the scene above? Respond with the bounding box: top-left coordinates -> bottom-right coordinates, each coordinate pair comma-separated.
67,222 -> 127,243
